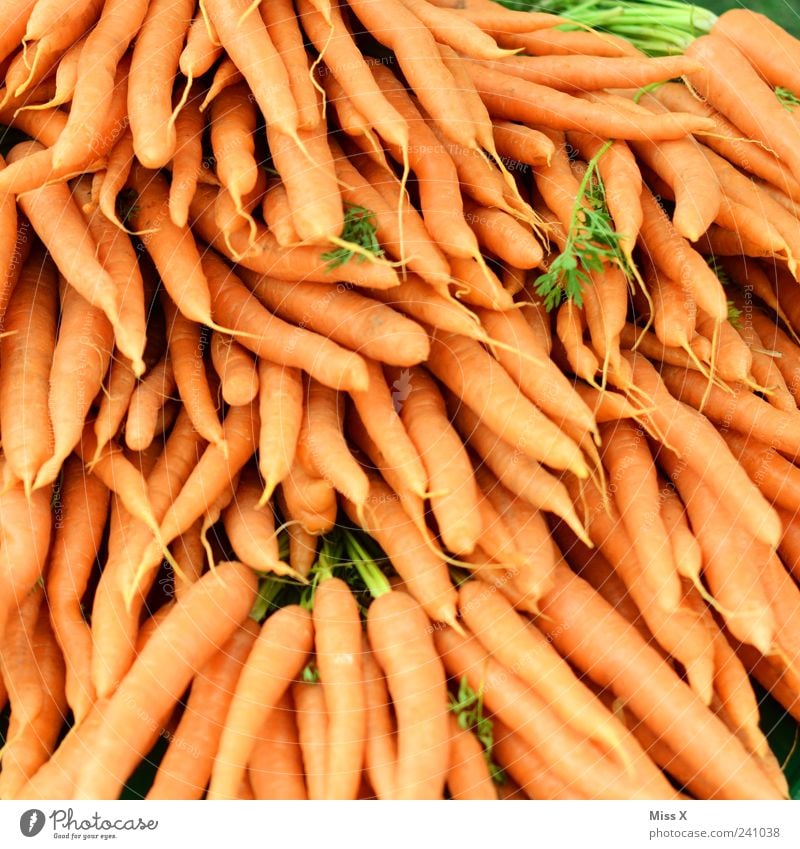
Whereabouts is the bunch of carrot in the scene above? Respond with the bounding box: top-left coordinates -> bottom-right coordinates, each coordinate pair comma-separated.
0,0 -> 799,800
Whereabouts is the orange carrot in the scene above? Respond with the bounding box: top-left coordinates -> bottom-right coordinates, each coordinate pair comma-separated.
208,605 -> 314,800
248,692 -> 308,800
210,331 -> 259,407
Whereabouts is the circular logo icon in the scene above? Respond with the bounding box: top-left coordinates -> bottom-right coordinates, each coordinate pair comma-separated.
19,810 -> 46,837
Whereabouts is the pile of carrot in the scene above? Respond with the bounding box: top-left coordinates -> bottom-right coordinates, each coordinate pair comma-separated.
0,0 -> 799,801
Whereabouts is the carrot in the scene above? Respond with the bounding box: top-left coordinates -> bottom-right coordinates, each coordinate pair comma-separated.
213,170 -> 269,257
292,678 -> 328,800
449,256 -> 514,311
350,360 -> 427,499
50,0 -> 148,170
361,639 -> 397,801
191,183 -> 400,289
493,120 -> 554,167
282,502 -> 320,579
494,25 -> 640,58
261,178 -> 299,247
466,63 -> 713,140
74,560 -> 258,800
125,354 -> 176,452
297,379 -> 369,510
480,53 -> 700,93
204,0 -> 301,141
147,620 -> 259,800
427,329 -> 589,478
169,89 -> 205,228
394,366 -> 481,555
434,622 -> 673,799
46,456 -> 108,724
313,577 -> 366,800
179,11 -> 222,81
128,0 -> 193,168
261,0 -> 319,129
35,279 -> 115,489
14,33 -> 84,112
686,35 -> 800,182
0,612 -> 66,798
538,564 -> 784,800
491,719 -> 582,800
446,713 -> 497,800
210,332 -> 259,407
0,246 -> 57,493
208,604 -> 314,800
424,0 -> 565,33
399,0 -> 512,61
0,585 -> 44,730
8,142 -> 121,328
367,590 -> 450,800
0,174 -> 27,325
223,467 -> 297,579
343,472 -> 458,629
248,692 -> 308,800
95,128 -> 135,230
81,192 -> 148,375
242,270 -> 430,367
198,249 -> 369,392
161,293 -> 224,451
599,419 -> 682,611
171,520 -> 206,600
658,447 -> 776,655
714,9 -> 800,96
464,202 -> 543,269
90,409 -> 206,697
0,0 -> 36,64
129,165 -> 215,325
297,0 -> 408,151
451,403 -> 586,538
654,83 -> 800,204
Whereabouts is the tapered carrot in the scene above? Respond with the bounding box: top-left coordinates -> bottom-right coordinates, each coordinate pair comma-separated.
0,172 -> 26,324
351,360 -> 428,499
128,0 -> 193,168
91,409 -> 206,697
367,590 -> 450,800
313,577 -> 366,800
395,366 -> 481,554
435,622 -> 674,799
171,520 -> 206,600
446,714 -> 497,800
244,273 -> 430,369
125,354 -> 176,452
35,279 -> 115,489
81,191 -> 148,375
261,178 -> 299,247
223,467 -> 297,579
179,11 -> 221,80
210,82 -> 259,212
0,0 -> 36,64
248,692 -> 308,800
281,499 -> 320,579
466,63 -> 713,139
147,620 -> 259,800
451,402 -> 585,538
492,120 -> 554,167
464,202 -> 543,269
191,183 -> 400,289
49,0 -> 148,170
281,452 -> 338,536
344,472 -> 458,629
428,329 -> 589,478
538,564 -> 784,800
0,584 -> 44,729
292,678 -> 328,800
298,379 -> 369,510
161,293 -> 224,451
74,560 -> 258,800
210,332 -> 259,407
8,142 -> 121,328
0,246 -> 57,493
425,0 -> 564,33
46,456 -> 108,724
208,604 -> 314,800
199,249 -> 369,392
129,165 -> 216,325
686,35 -> 800,183
360,638 -> 397,801
169,88 -> 205,228
0,611 -> 67,799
